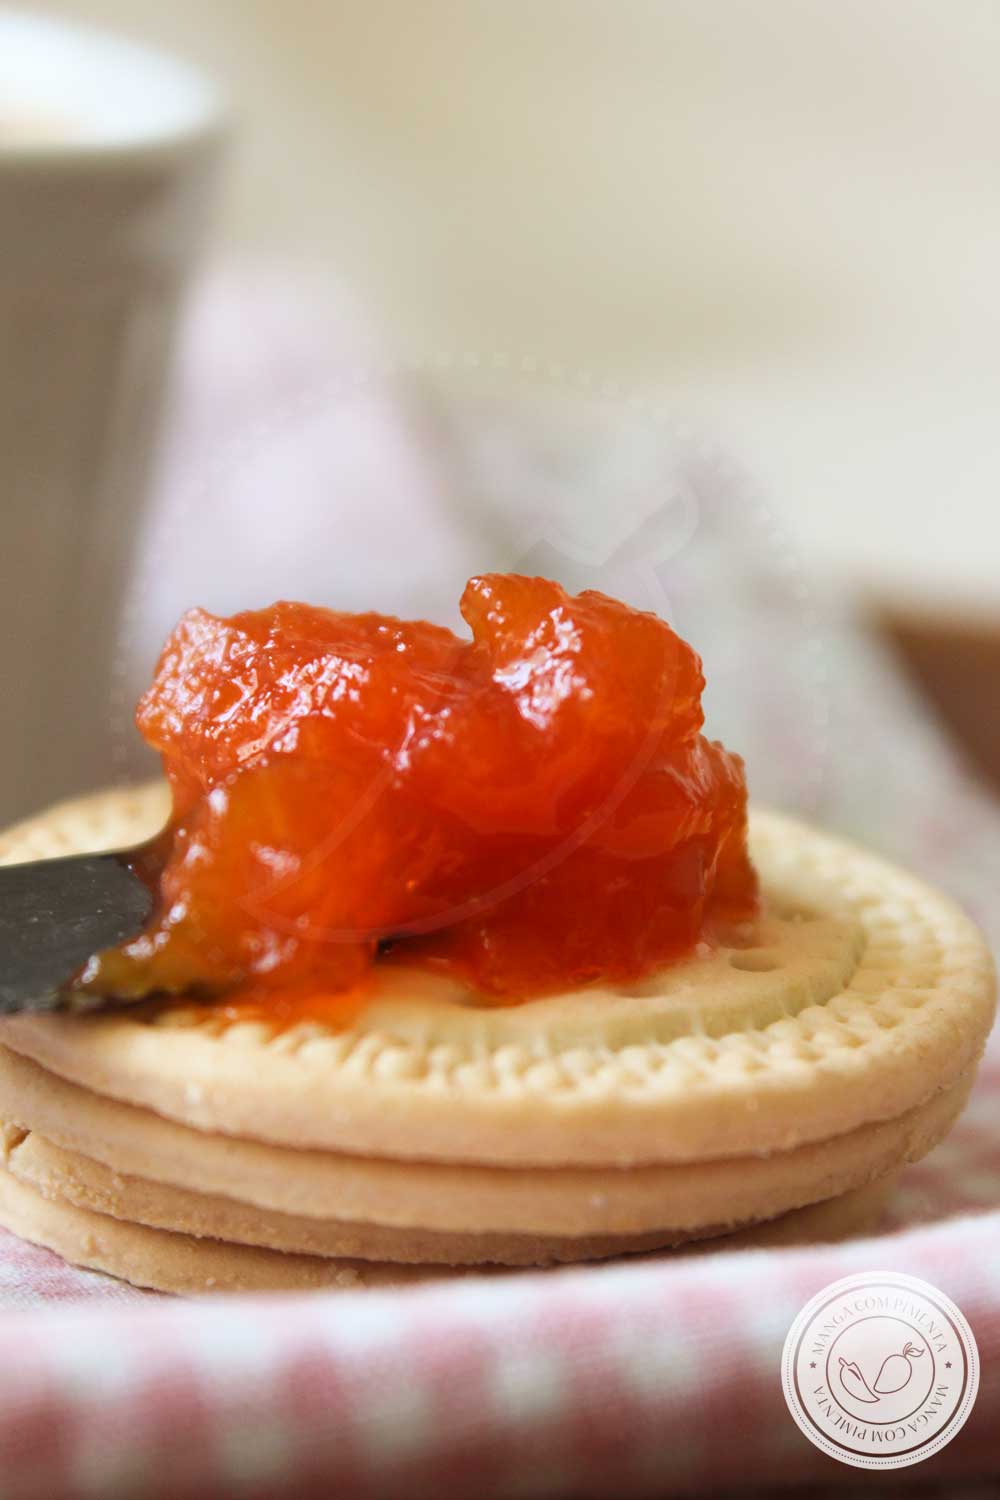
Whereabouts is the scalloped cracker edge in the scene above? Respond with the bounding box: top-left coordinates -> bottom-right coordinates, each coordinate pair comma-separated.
0,784 -> 994,1165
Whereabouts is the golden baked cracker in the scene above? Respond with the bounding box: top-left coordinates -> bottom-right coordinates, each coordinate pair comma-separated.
689,1177 -> 894,1251
0,1126 -> 757,1265
0,1164 -> 898,1295
3,1128 -> 903,1268
0,780 -> 169,862
0,1045 -> 970,1240
0,786 -> 994,1165
0,1166 -> 434,1293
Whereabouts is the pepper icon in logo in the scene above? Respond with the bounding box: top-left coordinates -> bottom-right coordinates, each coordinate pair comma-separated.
781,1272 -> 979,1469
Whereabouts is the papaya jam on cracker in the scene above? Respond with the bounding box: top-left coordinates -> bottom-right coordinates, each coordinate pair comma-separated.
78,575 -> 757,1024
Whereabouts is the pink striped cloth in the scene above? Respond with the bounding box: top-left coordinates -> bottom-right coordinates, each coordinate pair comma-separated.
1,1146 -> 999,1499
2,269 -> 997,1497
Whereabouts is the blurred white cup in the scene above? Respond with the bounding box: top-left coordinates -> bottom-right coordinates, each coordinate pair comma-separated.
0,10 -> 224,824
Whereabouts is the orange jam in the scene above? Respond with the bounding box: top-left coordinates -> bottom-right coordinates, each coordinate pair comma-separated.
80,575 -> 756,1016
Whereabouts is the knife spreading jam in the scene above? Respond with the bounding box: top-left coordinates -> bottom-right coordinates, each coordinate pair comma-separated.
78,574 -> 756,1022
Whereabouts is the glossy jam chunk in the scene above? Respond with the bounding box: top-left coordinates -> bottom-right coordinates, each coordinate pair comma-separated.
81,576 -> 756,1008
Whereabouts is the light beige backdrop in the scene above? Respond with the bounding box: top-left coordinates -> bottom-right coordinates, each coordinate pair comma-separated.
36,0 -> 1000,602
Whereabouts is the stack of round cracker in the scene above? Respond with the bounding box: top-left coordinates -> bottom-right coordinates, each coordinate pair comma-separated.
0,786 -> 994,1294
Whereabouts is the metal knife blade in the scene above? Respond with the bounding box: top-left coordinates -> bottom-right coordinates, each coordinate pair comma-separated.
0,852 -> 153,1014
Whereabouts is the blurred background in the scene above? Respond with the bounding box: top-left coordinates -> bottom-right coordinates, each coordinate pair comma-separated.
2,0 -> 998,824
45,0 -> 1000,596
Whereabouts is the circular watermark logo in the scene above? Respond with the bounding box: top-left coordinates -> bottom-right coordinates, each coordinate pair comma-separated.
781,1272 -> 979,1469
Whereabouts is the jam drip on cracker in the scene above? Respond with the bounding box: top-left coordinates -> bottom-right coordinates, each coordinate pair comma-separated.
80,575 -> 756,1013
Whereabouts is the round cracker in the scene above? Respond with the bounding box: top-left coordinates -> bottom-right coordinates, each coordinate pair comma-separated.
0,1044 -> 970,1240
0,1164 -> 893,1295
0,1165 -> 437,1293
0,1125 -> 765,1266
0,785 -> 994,1165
